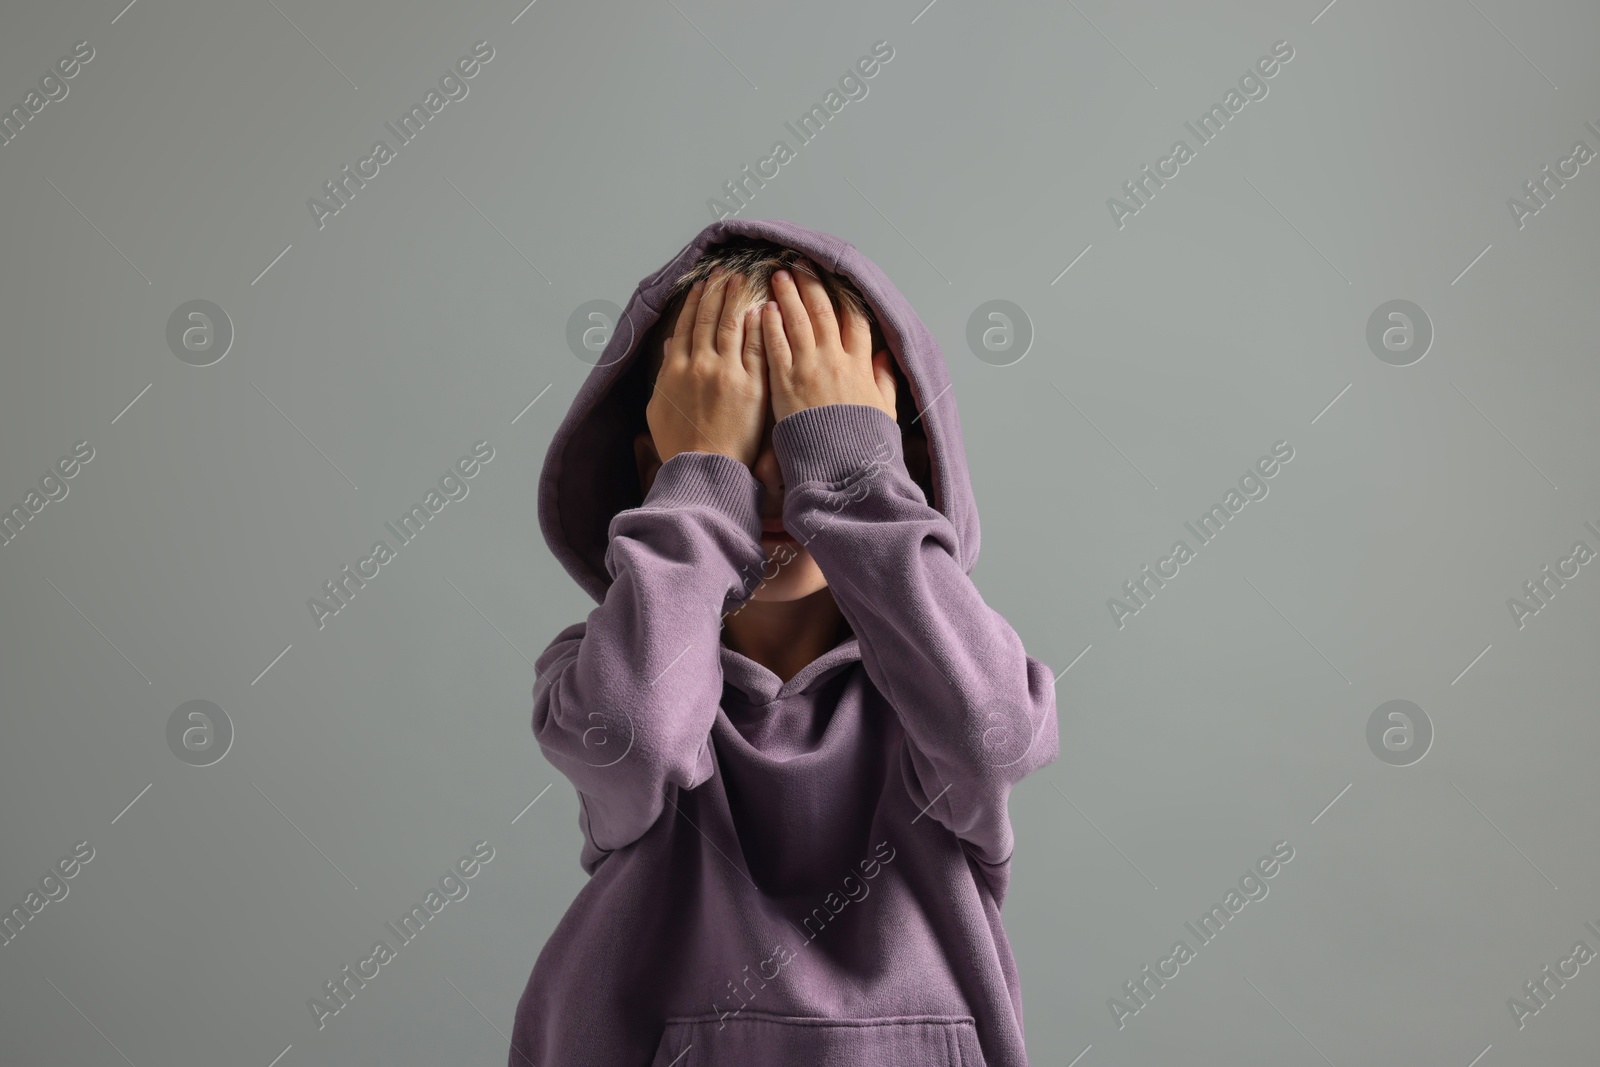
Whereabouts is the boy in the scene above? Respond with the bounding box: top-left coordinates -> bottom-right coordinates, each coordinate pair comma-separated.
514,220 -> 1059,1066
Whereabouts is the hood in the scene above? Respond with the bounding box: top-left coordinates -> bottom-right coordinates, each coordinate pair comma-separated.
539,218 -> 980,604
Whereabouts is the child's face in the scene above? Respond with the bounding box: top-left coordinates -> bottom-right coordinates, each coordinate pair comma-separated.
633,278 -> 832,603
747,411 -> 831,603
634,266 -> 929,605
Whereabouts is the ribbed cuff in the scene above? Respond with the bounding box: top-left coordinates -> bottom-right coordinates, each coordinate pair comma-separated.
641,451 -> 763,544
772,404 -> 903,489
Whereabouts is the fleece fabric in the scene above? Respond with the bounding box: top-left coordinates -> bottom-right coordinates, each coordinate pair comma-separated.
511,218 -> 1059,1066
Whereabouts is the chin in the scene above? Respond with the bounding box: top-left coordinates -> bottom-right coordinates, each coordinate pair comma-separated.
749,543 -> 830,602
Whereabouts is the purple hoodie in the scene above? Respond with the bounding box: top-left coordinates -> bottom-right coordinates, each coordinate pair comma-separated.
511,219 -> 1060,1066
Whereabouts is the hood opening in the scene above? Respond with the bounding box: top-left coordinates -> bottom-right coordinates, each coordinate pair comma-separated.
541,219 -> 980,604
613,268 -> 935,494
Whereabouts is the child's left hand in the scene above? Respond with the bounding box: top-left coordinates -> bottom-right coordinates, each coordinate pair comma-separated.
763,265 -> 896,422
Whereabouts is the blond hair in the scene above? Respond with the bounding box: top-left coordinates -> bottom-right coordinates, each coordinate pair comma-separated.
638,237 -> 884,382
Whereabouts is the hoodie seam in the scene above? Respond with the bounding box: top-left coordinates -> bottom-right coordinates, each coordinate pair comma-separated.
577,791 -> 616,858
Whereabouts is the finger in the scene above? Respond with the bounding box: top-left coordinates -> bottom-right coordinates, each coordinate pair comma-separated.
770,268 -> 815,358
715,273 -> 748,361
793,267 -> 842,351
761,299 -> 792,374
692,268 -> 730,360
666,278 -> 704,365
740,304 -> 766,378
839,300 -> 874,362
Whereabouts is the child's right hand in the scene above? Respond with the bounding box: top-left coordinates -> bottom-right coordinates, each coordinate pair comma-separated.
646,269 -> 768,467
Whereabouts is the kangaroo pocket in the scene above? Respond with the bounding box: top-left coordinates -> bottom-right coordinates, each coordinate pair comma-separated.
649,1011 -> 987,1066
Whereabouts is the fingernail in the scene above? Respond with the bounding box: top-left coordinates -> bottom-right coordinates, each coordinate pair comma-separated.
773,269 -> 790,284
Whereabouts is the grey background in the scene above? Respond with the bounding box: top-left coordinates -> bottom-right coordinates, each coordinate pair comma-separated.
1,0 -> 1596,1064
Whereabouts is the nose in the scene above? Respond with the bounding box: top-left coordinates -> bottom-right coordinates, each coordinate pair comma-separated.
752,420 -> 783,516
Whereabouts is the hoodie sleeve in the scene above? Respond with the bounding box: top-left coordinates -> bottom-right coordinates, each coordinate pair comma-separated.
532,451 -> 766,869
772,403 -> 1060,868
